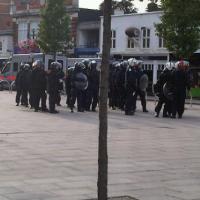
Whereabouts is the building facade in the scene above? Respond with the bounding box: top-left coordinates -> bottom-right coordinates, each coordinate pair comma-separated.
100,11 -> 169,74
11,0 -> 79,54
75,8 -> 102,58
0,0 -> 13,62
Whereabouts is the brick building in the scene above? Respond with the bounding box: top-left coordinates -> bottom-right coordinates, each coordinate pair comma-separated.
0,0 -> 13,61
11,0 -> 79,54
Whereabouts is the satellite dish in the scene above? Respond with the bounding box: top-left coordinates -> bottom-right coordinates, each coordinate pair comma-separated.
125,27 -> 140,38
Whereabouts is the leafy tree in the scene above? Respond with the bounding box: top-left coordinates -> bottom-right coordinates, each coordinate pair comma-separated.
37,0 -> 70,56
155,0 -> 200,59
146,0 -> 162,12
99,0 -> 137,14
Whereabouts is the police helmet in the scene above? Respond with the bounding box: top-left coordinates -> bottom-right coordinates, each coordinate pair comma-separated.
128,58 -> 138,67
165,62 -> 175,71
82,59 -> 90,68
20,62 -> 25,70
49,61 -> 61,70
175,60 -> 189,70
24,63 -> 31,70
32,60 -> 44,69
90,60 -> 97,69
121,60 -> 129,69
75,62 -> 85,71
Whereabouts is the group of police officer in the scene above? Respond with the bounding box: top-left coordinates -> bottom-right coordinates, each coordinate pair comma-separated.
15,57 -> 191,118
154,60 -> 191,119
15,60 -> 64,113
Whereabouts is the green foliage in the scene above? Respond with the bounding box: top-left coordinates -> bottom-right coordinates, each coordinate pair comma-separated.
155,0 -> 200,59
146,1 -> 162,12
99,0 -> 137,14
37,0 -> 70,55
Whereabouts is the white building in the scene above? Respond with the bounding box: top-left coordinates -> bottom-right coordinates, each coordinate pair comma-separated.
100,11 -> 170,81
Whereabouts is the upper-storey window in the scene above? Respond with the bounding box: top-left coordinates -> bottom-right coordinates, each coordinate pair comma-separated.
142,28 -> 150,48
18,22 -> 28,42
0,41 -> 2,52
158,36 -> 165,48
127,37 -> 134,49
111,30 -> 116,49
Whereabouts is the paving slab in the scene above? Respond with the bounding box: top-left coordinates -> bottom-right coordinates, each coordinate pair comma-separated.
0,91 -> 200,200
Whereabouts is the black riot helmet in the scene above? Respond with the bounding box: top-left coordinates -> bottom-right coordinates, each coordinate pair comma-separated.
20,62 -> 25,71
90,60 -> 97,70
24,63 -> 31,71
82,59 -> 90,68
121,60 -> 129,70
49,61 -> 61,71
75,62 -> 85,72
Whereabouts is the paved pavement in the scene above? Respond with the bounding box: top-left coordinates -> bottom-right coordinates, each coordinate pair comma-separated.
0,91 -> 200,200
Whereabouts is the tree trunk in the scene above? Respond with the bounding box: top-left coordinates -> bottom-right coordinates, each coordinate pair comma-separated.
98,0 -> 112,200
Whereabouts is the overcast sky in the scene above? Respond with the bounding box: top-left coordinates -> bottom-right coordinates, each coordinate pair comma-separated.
79,0 -> 149,12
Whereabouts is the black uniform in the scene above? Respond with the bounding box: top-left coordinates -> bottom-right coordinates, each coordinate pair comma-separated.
133,68 -> 148,112
15,68 -> 23,106
31,67 -> 47,112
86,62 -> 100,111
109,63 -> 120,110
47,68 -> 59,113
154,69 -> 172,117
116,62 -> 128,110
70,63 -> 88,112
20,67 -> 32,106
65,67 -> 74,107
124,66 -> 137,115
171,68 -> 190,118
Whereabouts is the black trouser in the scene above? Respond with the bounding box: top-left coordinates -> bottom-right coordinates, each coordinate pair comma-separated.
21,89 -> 29,106
32,89 -> 47,111
16,89 -> 22,104
56,91 -> 61,105
172,89 -> 186,117
133,90 -> 146,111
77,89 -> 85,111
41,91 -> 47,110
155,95 -> 165,115
85,87 -> 99,110
69,88 -> 76,110
109,87 -> 119,109
119,87 -> 126,110
125,89 -> 135,113
66,86 -> 71,106
49,91 -> 57,112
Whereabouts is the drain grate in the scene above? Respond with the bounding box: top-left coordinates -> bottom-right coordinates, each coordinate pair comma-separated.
86,196 -> 138,200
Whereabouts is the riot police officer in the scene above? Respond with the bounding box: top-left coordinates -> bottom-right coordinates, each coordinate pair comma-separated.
124,58 -> 137,115
70,62 -> 88,112
133,59 -> 148,113
15,63 -> 24,106
20,63 -> 32,107
30,60 -> 47,112
171,60 -> 191,118
154,62 -> 174,117
86,60 -> 100,112
47,62 -> 60,113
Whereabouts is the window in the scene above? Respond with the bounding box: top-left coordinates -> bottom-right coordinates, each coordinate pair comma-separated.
142,28 -> 150,48
159,36 -> 165,48
111,30 -> 116,49
0,41 -> 2,51
30,22 -> 39,39
127,37 -> 134,49
18,22 -> 28,42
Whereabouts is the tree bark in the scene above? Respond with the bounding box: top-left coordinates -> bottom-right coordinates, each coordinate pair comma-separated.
98,0 -> 112,200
